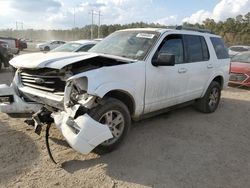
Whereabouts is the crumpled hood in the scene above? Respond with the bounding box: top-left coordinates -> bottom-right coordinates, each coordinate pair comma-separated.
10,52 -> 134,69
10,52 -> 100,69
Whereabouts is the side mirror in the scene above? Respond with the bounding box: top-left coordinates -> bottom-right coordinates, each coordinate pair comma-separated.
152,53 -> 175,66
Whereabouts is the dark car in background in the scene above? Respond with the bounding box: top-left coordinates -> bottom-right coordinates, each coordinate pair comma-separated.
0,40 -> 13,70
229,52 -> 250,87
0,36 -> 20,54
18,38 -> 28,50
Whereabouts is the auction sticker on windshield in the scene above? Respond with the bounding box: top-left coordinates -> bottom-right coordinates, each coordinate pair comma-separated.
136,33 -> 155,39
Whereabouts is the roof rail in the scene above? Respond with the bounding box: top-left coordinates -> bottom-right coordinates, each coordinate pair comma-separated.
175,26 -> 214,34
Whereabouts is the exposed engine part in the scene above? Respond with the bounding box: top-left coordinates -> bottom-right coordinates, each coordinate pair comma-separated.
24,107 -> 58,164
24,107 -> 53,135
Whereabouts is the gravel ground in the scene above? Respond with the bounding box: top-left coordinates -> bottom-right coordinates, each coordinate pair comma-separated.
0,68 -> 250,188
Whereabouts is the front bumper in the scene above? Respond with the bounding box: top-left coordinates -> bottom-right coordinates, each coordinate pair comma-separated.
0,84 -> 42,114
53,112 -> 113,154
1,80 -> 113,155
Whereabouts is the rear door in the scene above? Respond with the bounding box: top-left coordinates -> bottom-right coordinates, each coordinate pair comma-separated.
182,34 -> 212,101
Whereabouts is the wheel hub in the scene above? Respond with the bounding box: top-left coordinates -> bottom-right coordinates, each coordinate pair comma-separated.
208,88 -> 219,107
99,110 -> 125,146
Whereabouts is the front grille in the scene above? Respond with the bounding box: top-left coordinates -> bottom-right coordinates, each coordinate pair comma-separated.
229,73 -> 247,82
20,69 -> 66,94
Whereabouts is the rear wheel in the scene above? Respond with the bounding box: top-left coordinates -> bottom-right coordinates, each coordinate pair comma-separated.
88,98 -> 131,154
194,81 -> 221,113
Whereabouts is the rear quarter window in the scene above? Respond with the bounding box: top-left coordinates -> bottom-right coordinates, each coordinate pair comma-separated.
210,37 -> 229,59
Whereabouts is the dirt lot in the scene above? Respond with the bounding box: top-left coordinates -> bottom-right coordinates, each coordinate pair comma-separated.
0,68 -> 250,188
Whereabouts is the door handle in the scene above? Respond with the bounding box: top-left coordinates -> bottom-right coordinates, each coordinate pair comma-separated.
178,68 -> 187,73
207,64 -> 213,69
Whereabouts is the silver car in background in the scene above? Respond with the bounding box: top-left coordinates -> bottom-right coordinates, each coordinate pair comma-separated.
36,40 -> 65,51
51,40 -> 98,52
228,45 -> 250,58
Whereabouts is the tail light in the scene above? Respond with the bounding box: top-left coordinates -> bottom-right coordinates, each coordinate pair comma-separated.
15,39 -> 20,49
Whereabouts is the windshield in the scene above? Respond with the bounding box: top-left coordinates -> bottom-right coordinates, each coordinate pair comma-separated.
232,53 -> 250,63
89,30 -> 160,60
52,42 -> 82,52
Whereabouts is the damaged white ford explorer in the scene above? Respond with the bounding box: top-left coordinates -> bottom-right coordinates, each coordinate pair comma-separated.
0,27 -> 230,155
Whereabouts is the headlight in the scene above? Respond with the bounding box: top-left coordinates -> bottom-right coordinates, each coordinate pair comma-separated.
65,77 -> 96,109
72,77 -> 88,91
70,77 -> 88,102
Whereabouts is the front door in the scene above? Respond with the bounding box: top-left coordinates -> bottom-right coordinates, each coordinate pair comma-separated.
144,34 -> 189,114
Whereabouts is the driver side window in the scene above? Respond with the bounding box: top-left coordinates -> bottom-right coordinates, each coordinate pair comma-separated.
157,35 -> 184,64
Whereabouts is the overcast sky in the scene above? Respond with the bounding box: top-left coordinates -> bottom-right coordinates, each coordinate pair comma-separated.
0,0 -> 249,29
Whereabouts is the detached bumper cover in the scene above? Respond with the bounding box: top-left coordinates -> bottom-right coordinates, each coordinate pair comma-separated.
53,112 -> 113,154
0,84 -> 42,114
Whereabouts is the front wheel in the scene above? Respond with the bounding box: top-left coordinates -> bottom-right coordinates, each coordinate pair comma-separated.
194,81 -> 221,113
88,98 -> 131,154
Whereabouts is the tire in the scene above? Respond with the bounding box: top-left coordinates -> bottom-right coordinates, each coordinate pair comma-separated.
194,81 -> 221,113
88,97 -> 131,154
44,46 -> 50,51
0,61 -> 2,71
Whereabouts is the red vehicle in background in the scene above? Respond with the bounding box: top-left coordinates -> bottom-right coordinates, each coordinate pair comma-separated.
229,52 -> 250,87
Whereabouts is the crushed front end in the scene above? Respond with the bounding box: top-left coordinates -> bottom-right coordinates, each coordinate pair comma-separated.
0,68 -> 113,155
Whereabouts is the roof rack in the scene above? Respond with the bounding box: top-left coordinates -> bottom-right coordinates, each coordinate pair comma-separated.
175,26 -> 214,34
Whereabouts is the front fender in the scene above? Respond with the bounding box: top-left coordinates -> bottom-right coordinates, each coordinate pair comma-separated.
94,82 -> 136,98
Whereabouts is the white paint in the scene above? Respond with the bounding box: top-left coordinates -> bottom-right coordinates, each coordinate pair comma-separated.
9,51 -> 134,69
9,52 -> 98,69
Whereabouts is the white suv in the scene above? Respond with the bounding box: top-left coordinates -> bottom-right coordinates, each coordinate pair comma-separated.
0,27 -> 230,155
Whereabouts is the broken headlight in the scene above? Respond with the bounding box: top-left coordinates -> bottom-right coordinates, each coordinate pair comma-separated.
66,77 -> 96,109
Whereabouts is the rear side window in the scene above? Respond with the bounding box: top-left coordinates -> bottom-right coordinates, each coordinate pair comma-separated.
184,35 -> 209,62
210,37 -> 229,59
185,35 -> 203,62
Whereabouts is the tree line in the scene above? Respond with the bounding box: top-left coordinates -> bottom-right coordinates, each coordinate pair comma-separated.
0,12 -> 249,46
183,12 -> 250,46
